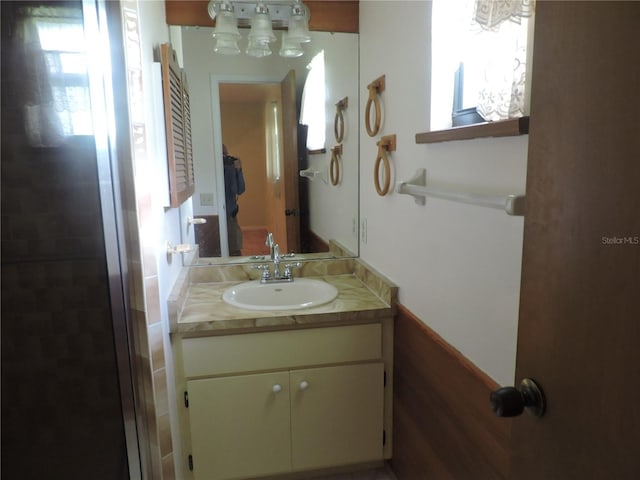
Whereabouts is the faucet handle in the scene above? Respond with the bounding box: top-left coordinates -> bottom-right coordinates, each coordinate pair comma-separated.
283,262 -> 302,279
253,264 -> 271,280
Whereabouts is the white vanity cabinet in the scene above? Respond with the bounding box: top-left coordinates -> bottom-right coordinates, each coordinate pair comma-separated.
177,323 -> 389,480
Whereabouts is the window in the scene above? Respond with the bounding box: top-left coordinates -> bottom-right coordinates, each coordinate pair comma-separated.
452,63 -> 486,127
300,51 -> 326,152
266,101 -> 282,183
33,13 -> 92,136
15,5 -> 92,147
431,0 -> 534,130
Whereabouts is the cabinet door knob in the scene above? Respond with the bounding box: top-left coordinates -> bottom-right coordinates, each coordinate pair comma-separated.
272,384 -> 282,393
299,380 -> 309,391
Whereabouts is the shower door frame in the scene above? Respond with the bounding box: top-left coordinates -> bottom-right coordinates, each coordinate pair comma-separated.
83,0 -> 142,477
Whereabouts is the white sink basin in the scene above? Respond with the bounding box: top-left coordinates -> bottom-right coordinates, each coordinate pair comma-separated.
222,278 -> 338,311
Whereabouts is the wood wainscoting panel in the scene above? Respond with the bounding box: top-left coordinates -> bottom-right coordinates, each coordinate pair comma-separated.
391,305 -> 512,480
308,229 -> 330,253
194,215 -> 220,257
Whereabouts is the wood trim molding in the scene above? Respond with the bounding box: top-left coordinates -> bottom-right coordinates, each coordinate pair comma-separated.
416,116 -> 529,144
391,304 -> 512,479
307,229 -> 330,253
194,215 -> 221,257
165,1 -> 359,33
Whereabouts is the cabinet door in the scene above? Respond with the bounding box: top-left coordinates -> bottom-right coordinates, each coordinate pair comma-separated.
290,362 -> 385,471
187,372 -> 291,480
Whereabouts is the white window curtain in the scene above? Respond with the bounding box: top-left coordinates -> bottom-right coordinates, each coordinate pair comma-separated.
473,0 -> 535,121
15,6 -> 90,147
265,101 -> 282,184
300,51 -> 326,151
474,0 -> 535,29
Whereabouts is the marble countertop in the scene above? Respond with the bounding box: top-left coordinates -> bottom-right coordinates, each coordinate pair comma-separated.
173,274 -> 393,336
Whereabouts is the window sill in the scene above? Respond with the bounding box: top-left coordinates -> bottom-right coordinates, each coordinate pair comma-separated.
307,148 -> 327,155
415,117 -> 529,144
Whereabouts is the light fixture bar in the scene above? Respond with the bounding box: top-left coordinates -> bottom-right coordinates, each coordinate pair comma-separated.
208,1 -> 310,29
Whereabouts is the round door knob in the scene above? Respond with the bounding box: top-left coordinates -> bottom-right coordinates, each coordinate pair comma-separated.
299,380 -> 309,391
490,378 -> 545,417
272,384 -> 282,393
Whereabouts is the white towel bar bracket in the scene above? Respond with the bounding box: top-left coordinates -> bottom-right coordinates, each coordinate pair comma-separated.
396,168 -> 525,216
299,167 -> 329,184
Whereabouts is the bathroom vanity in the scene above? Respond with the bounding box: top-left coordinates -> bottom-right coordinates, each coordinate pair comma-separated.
169,258 -> 396,480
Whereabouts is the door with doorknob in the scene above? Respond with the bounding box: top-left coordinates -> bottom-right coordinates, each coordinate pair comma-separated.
503,2 -> 640,479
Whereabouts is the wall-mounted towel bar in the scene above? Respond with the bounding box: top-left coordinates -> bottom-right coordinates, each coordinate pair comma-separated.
396,169 -> 525,216
166,241 -> 194,255
300,167 -> 328,184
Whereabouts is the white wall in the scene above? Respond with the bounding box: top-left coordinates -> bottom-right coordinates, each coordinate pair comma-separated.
359,1 -> 526,386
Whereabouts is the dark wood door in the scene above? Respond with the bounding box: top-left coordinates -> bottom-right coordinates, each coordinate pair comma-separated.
280,69 -> 301,253
510,2 -> 640,479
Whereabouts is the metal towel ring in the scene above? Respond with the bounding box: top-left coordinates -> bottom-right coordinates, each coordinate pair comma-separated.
374,134 -> 396,196
330,145 -> 342,186
365,75 -> 385,137
334,97 -> 348,143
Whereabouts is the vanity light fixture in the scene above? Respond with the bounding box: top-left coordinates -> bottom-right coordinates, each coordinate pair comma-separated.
210,1 -> 241,55
279,31 -> 304,58
207,0 -> 311,57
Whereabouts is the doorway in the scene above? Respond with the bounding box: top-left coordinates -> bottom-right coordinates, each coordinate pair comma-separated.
219,82 -> 279,257
208,71 -> 300,258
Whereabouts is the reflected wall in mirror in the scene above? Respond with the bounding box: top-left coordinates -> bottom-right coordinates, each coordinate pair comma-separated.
180,27 -> 359,264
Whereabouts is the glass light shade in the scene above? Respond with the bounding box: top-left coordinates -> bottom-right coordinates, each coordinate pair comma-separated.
249,7 -> 276,44
279,32 -> 303,58
246,37 -> 272,57
212,9 -> 240,38
213,34 -> 240,55
287,4 -> 310,43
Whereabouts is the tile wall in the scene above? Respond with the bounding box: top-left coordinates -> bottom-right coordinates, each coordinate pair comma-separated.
119,1 -> 175,477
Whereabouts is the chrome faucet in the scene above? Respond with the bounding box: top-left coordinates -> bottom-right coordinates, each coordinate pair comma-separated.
265,232 -> 275,259
256,236 -> 301,283
272,243 -> 281,279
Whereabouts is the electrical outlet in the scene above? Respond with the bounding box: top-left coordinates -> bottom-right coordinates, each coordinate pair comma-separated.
200,193 -> 214,206
361,218 -> 367,244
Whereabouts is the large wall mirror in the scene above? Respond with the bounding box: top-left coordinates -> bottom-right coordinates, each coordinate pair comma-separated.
179,26 -> 359,265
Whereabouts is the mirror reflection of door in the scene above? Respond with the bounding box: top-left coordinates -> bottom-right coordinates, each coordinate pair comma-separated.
279,69 -> 301,254
218,70 -> 300,257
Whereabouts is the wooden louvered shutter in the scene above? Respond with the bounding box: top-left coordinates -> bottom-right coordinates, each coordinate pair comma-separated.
181,71 -> 195,199
160,43 -> 195,207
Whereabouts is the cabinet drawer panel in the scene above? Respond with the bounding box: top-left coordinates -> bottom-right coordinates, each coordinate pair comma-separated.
182,324 -> 382,377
